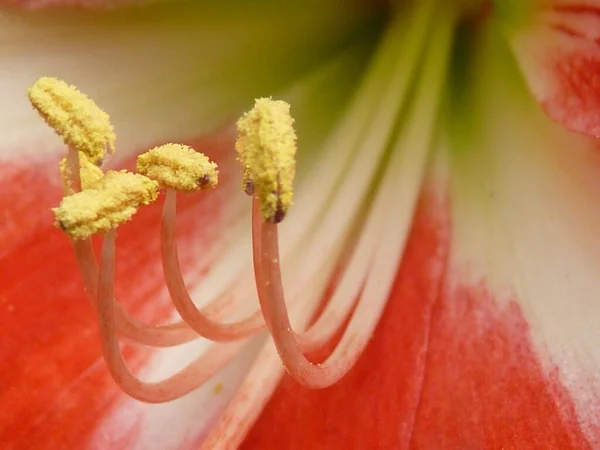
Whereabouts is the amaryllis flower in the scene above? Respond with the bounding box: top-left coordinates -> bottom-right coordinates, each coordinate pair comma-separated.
1,0 -> 599,448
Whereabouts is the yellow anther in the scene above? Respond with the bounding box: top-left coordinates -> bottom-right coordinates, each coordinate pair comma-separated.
235,98 -> 297,223
136,144 -> 219,192
53,170 -> 159,240
28,77 -> 116,164
59,152 -> 104,195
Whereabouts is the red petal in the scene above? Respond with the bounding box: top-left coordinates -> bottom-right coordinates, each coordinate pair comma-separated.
242,184 -> 592,449
509,1 -> 600,137
0,133 -> 237,449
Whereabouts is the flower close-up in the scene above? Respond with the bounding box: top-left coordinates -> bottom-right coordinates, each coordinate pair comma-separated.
1,0 -> 600,448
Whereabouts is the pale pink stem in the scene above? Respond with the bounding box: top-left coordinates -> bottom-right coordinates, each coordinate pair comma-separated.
72,239 -> 198,347
252,198 -> 363,388
161,188 -> 266,341
96,230 -> 248,403
66,147 -> 81,193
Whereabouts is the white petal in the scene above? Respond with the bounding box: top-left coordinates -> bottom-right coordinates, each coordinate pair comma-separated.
449,24 -> 600,442
0,0 -> 377,161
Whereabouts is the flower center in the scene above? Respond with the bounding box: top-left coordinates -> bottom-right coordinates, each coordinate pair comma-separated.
28,0 -> 455,402
30,76 -> 385,401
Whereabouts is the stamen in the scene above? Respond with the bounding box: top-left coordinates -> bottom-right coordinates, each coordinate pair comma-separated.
135,143 -> 266,340
235,98 -> 349,386
28,77 -> 115,164
72,238 -> 199,348
161,188 -> 266,341
137,144 -> 219,192
235,98 -> 296,223
96,230 -> 250,403
60,151 -> 104,195
252,199 -> 343,388
53,170 -> 159,240
27,77 -> 264,399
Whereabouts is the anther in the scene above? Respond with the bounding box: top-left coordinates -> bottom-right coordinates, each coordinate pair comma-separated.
235,98 -> 297,223
52,170 -> 159,240
136,143 -> 218,192
60,151 -> 104,195
28,77 -> 116,164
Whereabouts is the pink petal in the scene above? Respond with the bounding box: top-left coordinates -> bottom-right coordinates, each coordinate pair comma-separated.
508,0 -> 600,136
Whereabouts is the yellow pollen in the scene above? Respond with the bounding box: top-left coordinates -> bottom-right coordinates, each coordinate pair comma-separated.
136,144 -> 219,192
28,77 -> 116,164
53,170 -> 159,240
59,152 -> 104,195
235,98 -> 297,223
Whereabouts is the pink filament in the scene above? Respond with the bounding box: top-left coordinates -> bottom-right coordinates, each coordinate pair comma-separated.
66,147 -> 81,193
96,230 -> 248,403
66,146 -> 197,348
72,238 -> 198,347
251,198 -> 363,388
161,188 -> 266,341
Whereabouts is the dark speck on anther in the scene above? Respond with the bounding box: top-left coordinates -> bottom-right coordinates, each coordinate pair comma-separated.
268,198 -> 286,224
197,174 -> 211,188
244,179 -> 254,196
269,208 -> 286,224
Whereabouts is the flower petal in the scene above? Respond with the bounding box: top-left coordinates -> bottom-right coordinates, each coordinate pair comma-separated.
503,0 -> 600,136
421,24 -> 598,445
0,0 -> 380,161
240,21 -> 599,449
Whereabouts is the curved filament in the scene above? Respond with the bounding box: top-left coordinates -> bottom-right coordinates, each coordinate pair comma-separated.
161,188 -> 267,341
252,198 -> 361,388
96,230 -> 248,403
72,238 -> 198,347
